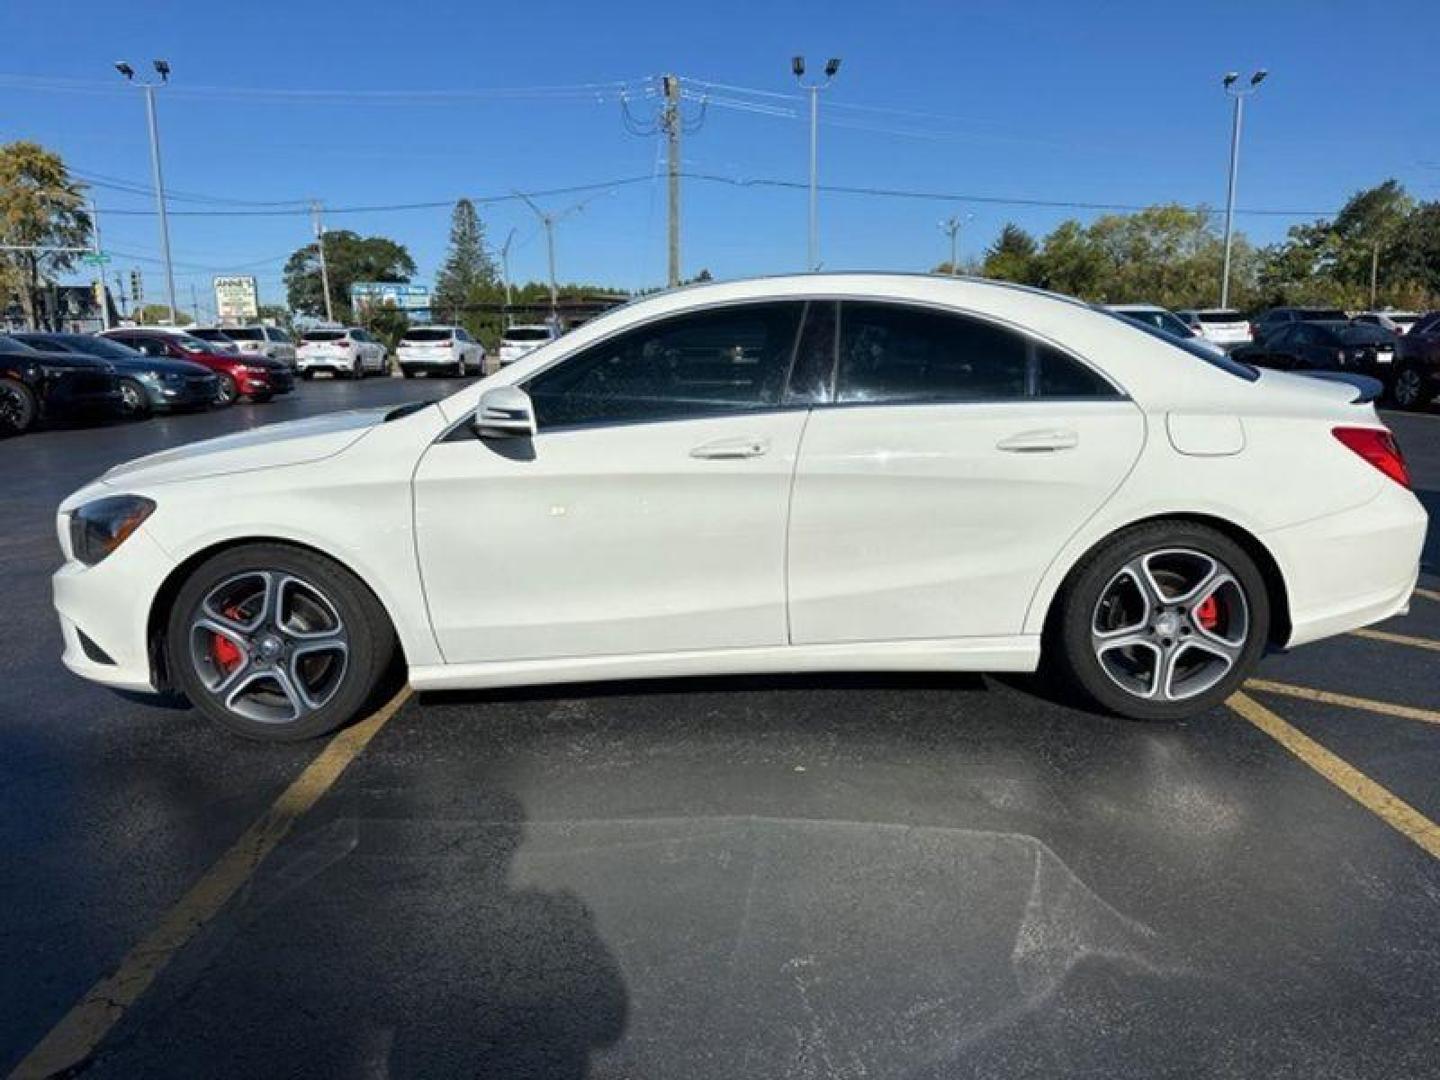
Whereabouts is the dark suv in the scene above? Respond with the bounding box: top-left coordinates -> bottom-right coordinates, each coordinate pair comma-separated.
1392,311 -> 1440,409
1250,307 -> 1349,345
0,335 -> 121,435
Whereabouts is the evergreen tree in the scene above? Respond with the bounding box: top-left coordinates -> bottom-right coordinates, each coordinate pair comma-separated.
434,199 -> 497,324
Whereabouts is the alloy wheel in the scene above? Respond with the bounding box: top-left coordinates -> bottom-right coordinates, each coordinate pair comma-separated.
1090,548 -> 1249,703
188,570 -> 349,724
1393,368 -> 1423,408
0,381 -> 30,431
119,381 -> 145,415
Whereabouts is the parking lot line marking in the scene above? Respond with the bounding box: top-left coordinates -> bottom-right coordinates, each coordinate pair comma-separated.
1350,627 -> 1440,652
1244,678 -> 1440,726
8,686 -> 412,1080
1227,691 -> 1440,861
1413,586 -> 1440,604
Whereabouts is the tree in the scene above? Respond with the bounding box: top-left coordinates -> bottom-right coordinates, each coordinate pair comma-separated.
137,303 -> 190,325
283,230 -> 415,322
433,199 -> 497,325
256,303 -> 292,331
981,223 -> 1039,285
0,141 -> 92,329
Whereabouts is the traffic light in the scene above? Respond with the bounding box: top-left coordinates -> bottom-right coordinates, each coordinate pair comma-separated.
129,269 -> 143,306
92,280 -> 106,309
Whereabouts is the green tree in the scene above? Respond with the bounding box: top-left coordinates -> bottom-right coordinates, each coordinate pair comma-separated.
0,141 -> 92,329
433,199 -> 497,328
137,303 -> 191,325
359,303 -> 410,353
981,223 -> 1040,284
283,230 -> 415,322
256,303 -> 293,331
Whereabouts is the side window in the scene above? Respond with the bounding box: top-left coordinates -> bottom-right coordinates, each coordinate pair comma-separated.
785,301 -> 837,404
1268,325 -> 1294,348
1290,325 -> 1317,347
135,338 -> 166,357
458,329 -> 472,342
836,302 -> 1028,403
526,302 -> 804,430
1035,344 -> 1115,398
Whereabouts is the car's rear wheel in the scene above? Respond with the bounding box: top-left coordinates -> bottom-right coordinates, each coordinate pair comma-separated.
1048,521 -> 1269,720
117,377 -> 150,418
0,377 -> 38,435
401,365 -> 415,379
215,374 -> 238,405
166,544 -> 398,741
1390,366 -> 1428,410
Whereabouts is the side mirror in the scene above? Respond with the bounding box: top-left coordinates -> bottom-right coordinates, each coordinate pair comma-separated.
473,385 -> 537,439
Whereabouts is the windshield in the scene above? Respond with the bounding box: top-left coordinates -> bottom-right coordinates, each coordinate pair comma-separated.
1095,306 -> 1258,381
222,327 -> 264,341
173,335 -> 218,353
503,327 -> 552,343
53,334 -> 142,358
403,329 -> 454,342
302,331 -> 347,342
189,328 -> 235,343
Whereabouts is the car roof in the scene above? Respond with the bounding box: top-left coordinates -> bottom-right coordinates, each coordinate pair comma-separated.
1105,303 -> 1168,313
503,324 -> 554,332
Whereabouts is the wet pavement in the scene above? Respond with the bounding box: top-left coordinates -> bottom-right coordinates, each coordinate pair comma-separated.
3,377 -> 1439,1078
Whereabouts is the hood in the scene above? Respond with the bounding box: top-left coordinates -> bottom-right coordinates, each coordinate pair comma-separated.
3,347 -> 115,373
100,405 -> 392,487
109,356 -> 214,377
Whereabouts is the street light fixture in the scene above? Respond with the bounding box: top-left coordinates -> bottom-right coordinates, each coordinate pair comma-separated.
114,59 -> 178,325
1218,67 -> 1268,309
792,54 -> 843,272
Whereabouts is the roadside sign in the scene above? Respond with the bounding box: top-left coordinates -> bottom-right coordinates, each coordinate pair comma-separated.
80,252 -> 110,265
214,275 -> 259,322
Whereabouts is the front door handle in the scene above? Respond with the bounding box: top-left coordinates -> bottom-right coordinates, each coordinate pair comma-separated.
690,436 -> 770,460
996,428 -> 1079,453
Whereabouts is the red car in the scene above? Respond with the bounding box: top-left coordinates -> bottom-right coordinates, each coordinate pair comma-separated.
100,329 -> 294,404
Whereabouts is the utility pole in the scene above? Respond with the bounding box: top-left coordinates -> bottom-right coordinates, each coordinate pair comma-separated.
88,196 -> 111,329
662,75 -> 682,287
940,212 -> 973,275
1370,241 -> 1380,308
311,200 -> 335,324
499,227 -> 516,319
792,56 -> 842,272
515,188 -> 613,327
1219,69 -> 1267,309
115,60 -> 178,325
190,281 -> 200,324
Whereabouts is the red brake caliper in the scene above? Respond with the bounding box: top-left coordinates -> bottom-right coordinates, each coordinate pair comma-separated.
210,606 -> 245,670
1194,595 -> 1220,632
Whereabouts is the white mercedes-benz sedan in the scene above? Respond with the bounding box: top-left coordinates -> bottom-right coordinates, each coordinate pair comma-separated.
53,274 -> 1427,740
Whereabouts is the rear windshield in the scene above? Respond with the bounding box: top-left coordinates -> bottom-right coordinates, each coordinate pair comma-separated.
503,327 -> 552,342
189,328 -> 234,342
403,329 -> 453,342
1197,310 -> 1244,323
1339,325 -> 1394,344
302,331 -> 346,342
1300,310 -> 1347,322
1095,306 -> 1259,382
222,327 -> 264,341
173,335 -> 217,353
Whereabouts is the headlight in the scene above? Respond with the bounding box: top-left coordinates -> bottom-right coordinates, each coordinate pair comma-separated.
68,495 -> 156,567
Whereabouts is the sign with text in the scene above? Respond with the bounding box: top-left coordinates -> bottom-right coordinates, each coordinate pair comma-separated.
350,282 -> 430,312
213,275 -> 259,322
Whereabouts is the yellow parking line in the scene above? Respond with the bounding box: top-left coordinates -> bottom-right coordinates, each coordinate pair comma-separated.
8,686 -> 412,1080
1245,678 -> 1440,726
1227,691 -> 1440,861
1413,587 -> 1440,604
1350,627 -> 1440,652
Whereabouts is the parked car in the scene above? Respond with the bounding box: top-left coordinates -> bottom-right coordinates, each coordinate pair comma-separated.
10,332 -> 220,417
1104,305 -> 1224,356
101,329 -> 293,404
183,327 -> 242,354
295,328 -> 388,378
1391,311 -> 1440,409
1250,306 -> 1349,345
52,275 -> 1425,741
220,325 -> 297,369
498,324 -> 558,367
1176,308 -> 1252,350
1232,320 -> 1399,384
0,335 -> 121,435
1353,310 -> 1422,335
397,326 -> 485,377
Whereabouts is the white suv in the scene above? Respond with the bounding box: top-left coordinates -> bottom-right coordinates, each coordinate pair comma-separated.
296,328 -> 388,378
397,326 -> 485,378
223,325 -> 298,369
1178,309 -> 1252,350
498,324 -> 558,366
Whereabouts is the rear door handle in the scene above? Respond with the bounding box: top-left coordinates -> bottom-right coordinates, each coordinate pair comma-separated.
690,436 -> 770,460
996,428 -> 1079,453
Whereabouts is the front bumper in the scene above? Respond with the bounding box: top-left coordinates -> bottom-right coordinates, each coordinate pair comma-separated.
145,375 -> 220,411
1264,480 -> 1428,648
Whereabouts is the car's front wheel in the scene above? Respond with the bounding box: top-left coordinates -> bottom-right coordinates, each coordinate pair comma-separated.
215,374 -> 239,406
117,377 -> 150,418
1048,521 -> 1269,720
166,544 -> 399,741
0,377 -> 38,435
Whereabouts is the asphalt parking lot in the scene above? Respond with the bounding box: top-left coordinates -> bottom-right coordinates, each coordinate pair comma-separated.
4,378 -> 1440,1078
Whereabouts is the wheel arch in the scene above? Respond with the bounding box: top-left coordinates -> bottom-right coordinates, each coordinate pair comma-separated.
1038,512 -> 1293,650
146,536 -> 409,690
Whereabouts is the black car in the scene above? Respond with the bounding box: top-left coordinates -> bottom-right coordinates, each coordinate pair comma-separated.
1391,311 -> 1440,409
0,335 -> 122,436
1250,306 -> 1349,345
10,332 -> 220,417
1232,320 -> 1400,384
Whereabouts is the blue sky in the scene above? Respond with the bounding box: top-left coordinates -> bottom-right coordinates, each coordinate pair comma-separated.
3,0 -> 1437,313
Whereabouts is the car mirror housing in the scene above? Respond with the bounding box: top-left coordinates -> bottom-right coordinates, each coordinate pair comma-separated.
473,385 -> 537,439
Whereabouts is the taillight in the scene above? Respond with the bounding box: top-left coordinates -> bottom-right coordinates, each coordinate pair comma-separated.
337,339 -> 352,349
1333,426 -> 1410,488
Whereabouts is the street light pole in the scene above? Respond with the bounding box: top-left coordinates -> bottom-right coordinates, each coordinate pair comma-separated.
311,200 -> 335,324
792,56 -> 842,272
1219,69 -> 1267,309
499,227 -> 516,316
940,213 -> 973,275
116,60 -> 178,325
515,188 -> 613,328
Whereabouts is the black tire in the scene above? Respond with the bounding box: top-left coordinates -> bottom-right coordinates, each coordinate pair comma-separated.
215,373 -> 239,406
117,377 -> 151,418
0,377 -> 38,435
166,543 -> 399,741
1046,520 -> 1270,721
401,366 -> 415,379
1389,365 -> 1429,411
300,370 -> 315,381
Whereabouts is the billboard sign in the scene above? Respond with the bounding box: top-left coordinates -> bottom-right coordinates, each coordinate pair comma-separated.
213,275 -> 259,322
350,282 -> 430,313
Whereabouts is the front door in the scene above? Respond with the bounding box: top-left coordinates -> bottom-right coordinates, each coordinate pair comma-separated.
413,301 -> 811,663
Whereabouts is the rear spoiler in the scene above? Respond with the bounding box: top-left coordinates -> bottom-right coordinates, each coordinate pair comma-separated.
1294,371 -> 1383,404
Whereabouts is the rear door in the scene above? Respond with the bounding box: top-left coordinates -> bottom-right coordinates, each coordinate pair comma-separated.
786,300 -> 1145,645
